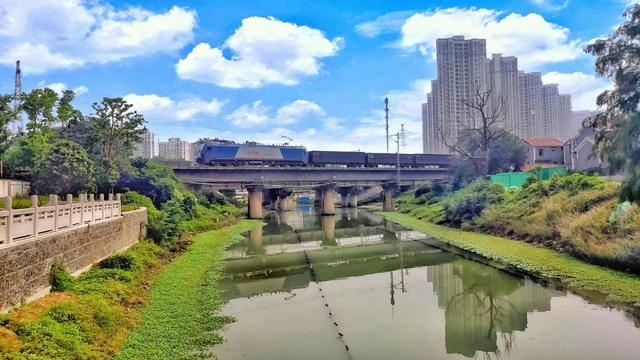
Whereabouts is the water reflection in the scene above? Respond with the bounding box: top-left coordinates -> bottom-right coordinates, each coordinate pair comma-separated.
427,260 -> 565,358
218,206 -> 640,360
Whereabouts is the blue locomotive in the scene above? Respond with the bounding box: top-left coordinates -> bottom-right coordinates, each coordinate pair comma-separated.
197,143 -> 308,166
197,143 -> 453,168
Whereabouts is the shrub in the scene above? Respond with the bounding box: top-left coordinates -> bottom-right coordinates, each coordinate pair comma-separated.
31,140 -> 96,195
441,179 -> 505,226
98,254 -> 137,271
50,263 -> 74,292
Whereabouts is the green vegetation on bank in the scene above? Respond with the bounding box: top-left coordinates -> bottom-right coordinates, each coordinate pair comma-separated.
0,241 -> 168,359
397,173 -> 640,273
116,220 -> 262,360
381,212 -> 640,308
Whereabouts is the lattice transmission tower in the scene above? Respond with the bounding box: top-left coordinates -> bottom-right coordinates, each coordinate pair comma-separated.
12,60 -> 22,133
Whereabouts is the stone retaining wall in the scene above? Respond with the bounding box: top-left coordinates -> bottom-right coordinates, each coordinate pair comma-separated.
0,208 -> 147,310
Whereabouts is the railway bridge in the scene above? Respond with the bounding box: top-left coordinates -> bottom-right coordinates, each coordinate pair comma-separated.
172,165 -> 450,218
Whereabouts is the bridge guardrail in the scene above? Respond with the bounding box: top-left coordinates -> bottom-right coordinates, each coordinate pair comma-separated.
0,193 -> 122,247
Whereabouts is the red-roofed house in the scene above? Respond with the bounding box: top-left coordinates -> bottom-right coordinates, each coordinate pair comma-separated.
523,138 -> 565,170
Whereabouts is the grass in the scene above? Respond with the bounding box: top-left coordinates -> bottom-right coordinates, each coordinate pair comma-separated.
0,241 -> 169,359
115,220 -> 262,360
380,212 -> 640,309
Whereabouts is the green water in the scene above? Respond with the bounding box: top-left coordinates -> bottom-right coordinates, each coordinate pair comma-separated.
216,206 -> 640,359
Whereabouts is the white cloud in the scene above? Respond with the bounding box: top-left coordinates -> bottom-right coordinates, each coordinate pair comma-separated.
226,101 -> 270,128
0,0 -> 196,74
542,71 -> 611,110
355,11 -> 415,38
392,7 -> 582,69
528,0 -> 571,11
275,100 -> 325,124
176,16 -> 343,88
124,94 -> 226,122
40,82 -> 89,96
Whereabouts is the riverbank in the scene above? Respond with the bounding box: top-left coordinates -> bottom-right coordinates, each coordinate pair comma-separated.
116,220 -> 262,359
381,212 -> 640,310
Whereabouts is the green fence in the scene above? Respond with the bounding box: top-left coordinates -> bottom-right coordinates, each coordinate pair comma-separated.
489,166 -> 568,189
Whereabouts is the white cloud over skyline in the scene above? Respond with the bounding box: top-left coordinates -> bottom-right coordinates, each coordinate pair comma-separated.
176,16 -> 344,88
0,0 -> 196,74
124,94 -> 226,122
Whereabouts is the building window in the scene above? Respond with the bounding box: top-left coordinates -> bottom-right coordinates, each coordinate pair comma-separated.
538,148 -> 544,157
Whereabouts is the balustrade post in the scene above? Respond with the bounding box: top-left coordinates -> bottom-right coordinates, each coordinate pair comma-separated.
116,193 -> 121,216
99,194 -> 105,220
80,194 -> 85,224
107,193 -> 113,219
31,195 -> 39,238
4,196 -> 12,245
66,194 -> 73,228
89,194 -> 95,222
49,195 -> 59,231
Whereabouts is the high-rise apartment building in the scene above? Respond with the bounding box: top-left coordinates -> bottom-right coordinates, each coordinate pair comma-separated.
133,130 -> 157,159
159,137 -> 192,161
422,36 -> 574,153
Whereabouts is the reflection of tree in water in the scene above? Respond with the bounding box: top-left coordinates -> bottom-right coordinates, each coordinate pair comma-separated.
427,260 -> 564,359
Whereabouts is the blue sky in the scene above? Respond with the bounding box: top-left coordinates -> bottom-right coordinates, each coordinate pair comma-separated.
0,0 -> 633,152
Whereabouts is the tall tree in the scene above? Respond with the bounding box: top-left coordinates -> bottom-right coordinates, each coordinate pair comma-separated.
0,95 -> 15,155
439,84 -> 508,176
31,140 -> 96,195
89,97 -> 146,191
20,88 -> 59,134
585,4 -> 640,201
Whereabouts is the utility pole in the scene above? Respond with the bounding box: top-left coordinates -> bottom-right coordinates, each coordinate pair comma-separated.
392,123 -> 405,182
385,97 -> 389,153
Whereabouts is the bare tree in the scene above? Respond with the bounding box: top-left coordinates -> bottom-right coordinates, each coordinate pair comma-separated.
438,84 -> 508,176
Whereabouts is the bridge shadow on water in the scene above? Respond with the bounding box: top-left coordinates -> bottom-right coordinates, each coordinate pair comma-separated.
216,206 -> 640,360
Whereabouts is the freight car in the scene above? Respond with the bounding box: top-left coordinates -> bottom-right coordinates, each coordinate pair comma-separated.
366,152 -> 414,167
308,151 -> 367,167
198,143 -> 308,166
413,154 -> 454,168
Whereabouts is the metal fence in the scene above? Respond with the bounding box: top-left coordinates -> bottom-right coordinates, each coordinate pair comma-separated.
0,193 -> 122,247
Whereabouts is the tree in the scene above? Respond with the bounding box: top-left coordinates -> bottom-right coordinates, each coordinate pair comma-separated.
488,132 -> 528,173
0,95 -> 15,155
31,140 -> 96,195
89,97 -> 146,191
439,84 -> 507,176
20,88 -> 59,134
585,4 -> 640,201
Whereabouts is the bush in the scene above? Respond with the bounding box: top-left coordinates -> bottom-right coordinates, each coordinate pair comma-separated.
50,263 -> 74,292
98,254 -> 137,271
441,179 -> 505,226
31,140 -> 96,195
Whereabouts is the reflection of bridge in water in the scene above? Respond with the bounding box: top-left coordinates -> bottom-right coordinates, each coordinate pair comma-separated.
222,208 -> 457,299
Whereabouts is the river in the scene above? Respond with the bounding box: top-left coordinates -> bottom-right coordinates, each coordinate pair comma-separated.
215,206 -> 640,359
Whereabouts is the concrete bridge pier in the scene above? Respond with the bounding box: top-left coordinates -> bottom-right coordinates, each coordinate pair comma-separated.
314,189 -> 323,207
319,185 -> 336,216
266,189 -> 280,211
247,186 -> 263,219
337,187 -> 360,208
321,215 -> 336,246
382,183 -> 397,212
277,189 -> 294,211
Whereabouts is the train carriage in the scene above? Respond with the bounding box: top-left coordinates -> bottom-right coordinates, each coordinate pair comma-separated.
365,152 -> 414,167
413,154 -> 454,168
308,151 -> 367,167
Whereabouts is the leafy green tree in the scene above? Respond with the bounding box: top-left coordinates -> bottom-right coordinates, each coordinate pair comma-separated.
89,97 -> 146,191
0,95 -> 15,156
20,88 -> 59,134
3,132 -> 52,176
31,140 -> 96,195
488,132 -> 528,173
57,90 -> 83,127
585,4 -> 640,201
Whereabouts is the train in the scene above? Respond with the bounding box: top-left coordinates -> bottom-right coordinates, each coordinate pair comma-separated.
197,143 -> 453,168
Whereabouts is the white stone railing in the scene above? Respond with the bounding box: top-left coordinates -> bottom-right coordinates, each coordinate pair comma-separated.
0,193 -> 122,247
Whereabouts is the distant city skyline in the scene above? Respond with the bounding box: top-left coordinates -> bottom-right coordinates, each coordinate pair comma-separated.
423,36 -> 575,154
0,0 -> 626,152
